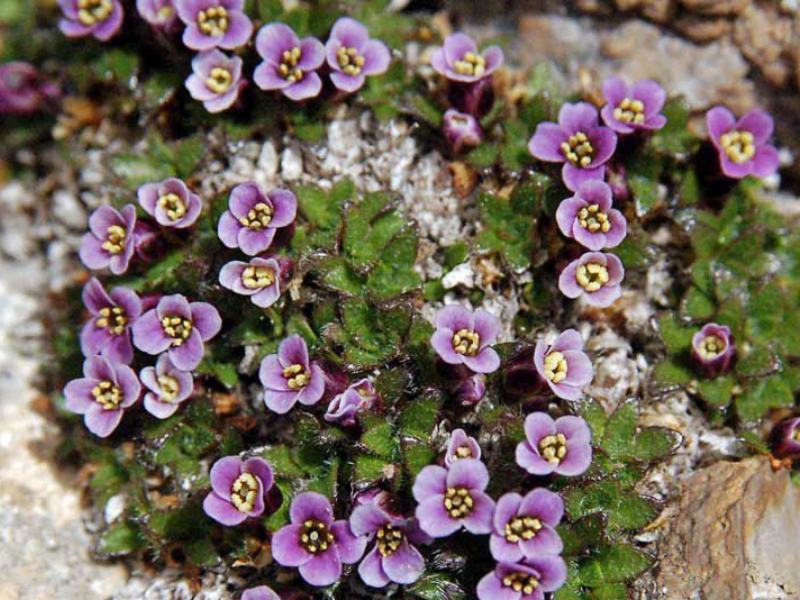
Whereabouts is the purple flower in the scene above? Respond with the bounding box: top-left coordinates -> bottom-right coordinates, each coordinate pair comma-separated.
430,32 -> 503,83
443,109 -> 484,154
64,356 -> 141,438
140,353 -> 193,419
350,503 -> 429,588
490,489 -> 564,562
325,17 -> 391,93
272,492 -> 367,587
412,458 -> 495,538
80,278 -> 141,365
241,587 -> 281,600
259,335 -> 326,414
533,329 -> 593,401
477,556 -> 568,600
218,183 -> 297,256
452,374 -> 486,406
600,77 -> 667,135
58,0 -> 124,41
203,456 -> 275,526
136,0 -> 178,30
558,251 -> 624,308
445,428 -> 481,467
219,256 -> 283,308
555,181 -> 626,251
253,23 -> 325,101
132,294 -> 222,370
430,305 -> 501,374
324,378 -> 380,427
528,102 -> 618,192
0,62 -> 60,115
138,178 -> 203,228
79,205 -> 138,275
773,417 -> 800,460
707,106 -> 779,180
175,0 -> 253,51
516,413 -> 592,477
691,323 -> 735,376
185,50 -> 245,113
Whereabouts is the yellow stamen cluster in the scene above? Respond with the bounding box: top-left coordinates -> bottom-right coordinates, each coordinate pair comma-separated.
575,262 -> 610,293
336,46 -> 365,76
453,51 -> 486,77
452,329 -> 480,356
300,519 -> 334,554
504,515 -> 543,544
230,473 -> 259,513
376,524 -> 404,557
793,429 -> 800,442
697,335 -> 726,360
502,571 -> 540,595
92,380 -> 123,410
278,47 -> 304,83
197,6 -> 228,37
444,487 -> 474,519
158,193 -> 187,221
96,306 -> 127,336
238,202 -> 273,230
77,0 -> 113,26
161,315 -> 193,347
720,130 -> 755,164
455,444 -> 474,459
101,225 -> 127,255
560,132 -> 594,168
283,364 -> 310,390
157,374 -> 180,403
543,351 -> 568,384
613,98 -> 645,125
578,204 -> 610,233
539,433 -> 567,465
205,67 -> 233,94
242,265 -> 275,290
157,5 -> 174,20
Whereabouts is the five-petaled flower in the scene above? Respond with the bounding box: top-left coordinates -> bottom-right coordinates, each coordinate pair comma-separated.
80,278 -> 142,364
259,334 -> 326,414
219,256 -> 285,308
140,353 -> 194,418
203,456 -> 275,526
489,489 -> 564,563
533,329 -> 593,401
138,178 -> 203,228
707,106 -> 779,180
64,356 -> 141,438
430,32 -> 503,83
325,17 -> 391,93
528,102 -> 618,192
175,0 -> 253,51
253,23 -> 325,101
413,458 -> 495,538
443,109 -> 484,154
516,413 -> 593,477
445,428 -> 482,467
136,0 -> 178,30
600,77 -> 668,135
272,491 -> 367,587
58,0 -> 124,41
324,378 -> 380,426
430,305 -> 501,374
80,205 -> 138,275
558,251 -> 625,308
241,586 -> 281,600
773,417 -> 800,460
555,181 -> 626,251
132,293 -> 222,370
691,322 -> 735,376
477,555 -> 568,600
185,50 -> 245,113
218,183 -> 297,256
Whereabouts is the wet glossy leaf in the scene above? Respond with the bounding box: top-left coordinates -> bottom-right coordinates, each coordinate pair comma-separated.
578,544 -> 655,587
408,572 -> 466,600
565,480 -> 658,531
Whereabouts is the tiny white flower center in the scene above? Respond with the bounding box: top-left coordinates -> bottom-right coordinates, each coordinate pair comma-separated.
238,202 -> 273,230
336,46 -> 365,77
101,225 -> 127,255
543,351 -> 568,383
697,334 -> 726,359
444,487 -> 474,519
278,46 -> 304,83
575,261 -> 610,293
560,132 -> 595,168
77,0 -> 113,26
242,265 -> 275,290
504,515 -> 543,544
376,524 -> 404,557
95,306 -> 128,336
283,364 -> 310,390
300,519 -> 334,554
158,193 -> 187,221
205,67 -> 233,94
453,51 -> 486,77
539,433 -> 568,465
452,328 -> 480,356
720,130 -> 756,164
502,572 -> 540,595
157,374 -> 180,403
613,97 -> 645,125
197,6 -> 228,37
161,315 -> 193,347
92,380 -> 123,410
578,204 -> 611,234
230,472 -> 259,513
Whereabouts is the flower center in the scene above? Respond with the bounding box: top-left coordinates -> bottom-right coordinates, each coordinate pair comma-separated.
575,262 -> 610,293
793,429 -> 800,442
161,315 -> 193,347
300,519 -> 334,554
197,6 -> 228,37
543,351 -> 568,383
238,202 -> 273,230
453,51 -> 486,77
158,193 -> 187,221
697,334 -> 726,359
452,329 -> 480,356
230,472 -> 259,513
560,132 -> 595,168
539,433 -> 568,464
157,374 -> 180,403
283,364 -> 310,390
101,225 -> 127,255
376,524 -> 404,557
95,306 -> 128,336
278,47 -> 304,83
578,204 -> 611,234
501,571 -> 540,595
91,380 -> 123,410
241,265 -> 275,290
157,5 -> 174,20
455,444 -> 474,460
444,487 -> 474,519
720,130 -> 756,164
336,46 -> 366,77
205,67 -> 233,94
504,515 -> 543,544
77,0 -> 113,25
613,97 -> 645,125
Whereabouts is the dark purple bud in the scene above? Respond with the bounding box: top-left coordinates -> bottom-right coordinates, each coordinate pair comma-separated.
452,374 -> 486,406
772,417 -> 800,460
443,109 -> 484,154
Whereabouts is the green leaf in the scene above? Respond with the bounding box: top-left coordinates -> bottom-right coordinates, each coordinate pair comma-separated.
651,359 -> 692,388
315,256 -> 365,297
410,93 -> 443,126
402,442 -> 436,481
366,225 -> 421,299
399,396 -> 441,440
565,480 -> 658,531
344,192 -> 406,271
578,544 -> 654,587
651,97 -> 694,155
629,174 -> 661,217
111,153 -> 174,189
696,375 -> 736,408
466,143 -> 500,168
355,454 -> 391,483
99,521 -> 146,556
591,583 -> 628,600
559,514 -> 605,557
408,572 -> 466,600
172,135 -> 206,179
680,287 -> 716,320
736,375 -> 794,424
474,192 -> 535,269
361,415 -> 398,457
